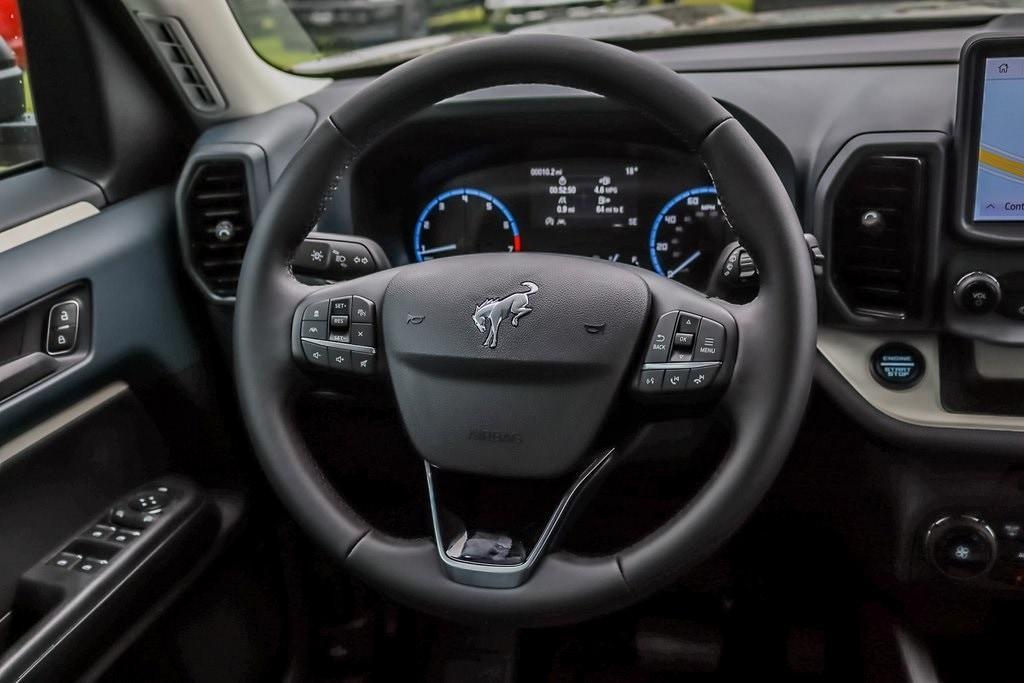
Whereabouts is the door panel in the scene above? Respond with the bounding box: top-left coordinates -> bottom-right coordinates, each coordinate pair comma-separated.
0,179 -> 246,681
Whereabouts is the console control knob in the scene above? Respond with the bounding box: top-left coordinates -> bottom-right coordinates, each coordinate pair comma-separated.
925,515 -> 997,580
953,271 -> 1001,314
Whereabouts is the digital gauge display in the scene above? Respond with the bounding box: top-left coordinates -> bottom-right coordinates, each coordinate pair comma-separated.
408,155 -> 735,289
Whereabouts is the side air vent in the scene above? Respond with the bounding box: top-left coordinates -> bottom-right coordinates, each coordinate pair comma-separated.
137,14 -> 226,113
184,160 -> 251,300
830,155 -> 928,320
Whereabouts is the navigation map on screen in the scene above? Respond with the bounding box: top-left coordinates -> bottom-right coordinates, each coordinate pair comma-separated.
974,57 -> 1024,221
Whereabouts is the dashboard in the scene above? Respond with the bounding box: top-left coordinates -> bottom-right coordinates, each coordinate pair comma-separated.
406,152 -> 730,290
348,109 -> 783,296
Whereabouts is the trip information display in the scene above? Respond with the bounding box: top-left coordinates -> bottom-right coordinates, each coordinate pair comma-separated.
528,162 -> 641,231
973,56 -> 1024,222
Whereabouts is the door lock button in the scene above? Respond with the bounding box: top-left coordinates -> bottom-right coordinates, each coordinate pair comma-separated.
46,300 -> 80,355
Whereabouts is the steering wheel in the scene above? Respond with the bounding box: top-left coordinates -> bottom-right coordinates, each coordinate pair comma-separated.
234,35 -> 816,626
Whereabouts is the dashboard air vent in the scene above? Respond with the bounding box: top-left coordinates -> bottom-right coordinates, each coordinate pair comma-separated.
830,155 -> 927,320
138,15 -> 225,113
184,160 -> 251,300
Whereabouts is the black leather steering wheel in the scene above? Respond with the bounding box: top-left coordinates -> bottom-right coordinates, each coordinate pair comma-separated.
234,34 -> 816,626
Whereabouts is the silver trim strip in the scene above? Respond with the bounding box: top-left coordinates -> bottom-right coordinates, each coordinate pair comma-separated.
0,382 -> 129,470
300,337 -> 376,354
0,202 -> 98,255
425,448 -> 615,589
642,361 -> 721,371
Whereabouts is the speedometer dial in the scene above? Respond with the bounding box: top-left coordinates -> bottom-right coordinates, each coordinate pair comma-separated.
649,186 -> 728,288
413,188 -> 521,262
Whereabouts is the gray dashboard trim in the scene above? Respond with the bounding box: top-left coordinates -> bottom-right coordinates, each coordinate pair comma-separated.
818,327 -> 1024,432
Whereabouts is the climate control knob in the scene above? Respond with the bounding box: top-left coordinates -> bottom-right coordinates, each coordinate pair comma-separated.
953,271 -> 1001,314
925,515 -> 997,580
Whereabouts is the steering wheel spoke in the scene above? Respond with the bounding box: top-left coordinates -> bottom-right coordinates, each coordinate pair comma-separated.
425,448 -> 618,589
629,271 -> 739,405
290,270 -> 397,379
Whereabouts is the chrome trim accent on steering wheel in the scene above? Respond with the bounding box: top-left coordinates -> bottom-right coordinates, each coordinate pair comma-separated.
426,448 -> 616,589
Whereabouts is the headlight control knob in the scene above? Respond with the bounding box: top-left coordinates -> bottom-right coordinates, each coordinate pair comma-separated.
953,271 -> 1001,314
925,515 -> 997,580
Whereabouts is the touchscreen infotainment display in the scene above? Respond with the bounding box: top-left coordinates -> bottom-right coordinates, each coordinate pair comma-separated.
973,56 -> 1024,222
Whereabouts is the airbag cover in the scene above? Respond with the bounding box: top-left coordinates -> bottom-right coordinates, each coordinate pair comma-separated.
383,253 -> 649,477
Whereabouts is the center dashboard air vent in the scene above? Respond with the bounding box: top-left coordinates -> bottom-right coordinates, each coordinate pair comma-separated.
183,159 -> 252,300
830,154 -> 929,321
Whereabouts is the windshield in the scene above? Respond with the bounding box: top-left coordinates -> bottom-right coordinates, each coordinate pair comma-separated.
228,0 -> 1023,75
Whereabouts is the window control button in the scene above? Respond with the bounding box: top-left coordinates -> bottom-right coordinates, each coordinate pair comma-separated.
129,492 -> 169,512
86,524 -> 116,540
111,528 -> 141,544
302,301 -> 330,322
48,552 -> 81,570
75,558 -> 108,575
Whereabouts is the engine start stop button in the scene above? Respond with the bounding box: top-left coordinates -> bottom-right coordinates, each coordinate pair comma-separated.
871,343 -> 925,389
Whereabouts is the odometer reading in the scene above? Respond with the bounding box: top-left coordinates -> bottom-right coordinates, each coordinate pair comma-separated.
413,188 -> 520,262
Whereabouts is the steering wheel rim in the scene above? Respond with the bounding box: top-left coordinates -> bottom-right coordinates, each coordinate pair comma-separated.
234,34 -> 816,626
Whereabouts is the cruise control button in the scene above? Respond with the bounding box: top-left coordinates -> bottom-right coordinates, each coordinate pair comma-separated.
328,329 -> 351,343
301,320 -> 328,340
644,312 -> 678,363
330,315 -> 349,329
330,297 -> 351,317
663,368 -> 690,392
686,365 -> 718,390
637,369 -> 664,393
302,341 -> 329,367
351,296 -> 375,324
302,301 -> 330,322
352,350 -> 375,375
328,347 -> 352,371
350,323 -> 375,347
692,319 -> 725,362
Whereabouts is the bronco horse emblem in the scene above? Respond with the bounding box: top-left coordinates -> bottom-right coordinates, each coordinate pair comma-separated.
472,281 -> 538,348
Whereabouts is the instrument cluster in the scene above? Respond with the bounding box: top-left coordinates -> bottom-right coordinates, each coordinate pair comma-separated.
406,153 -> 736,291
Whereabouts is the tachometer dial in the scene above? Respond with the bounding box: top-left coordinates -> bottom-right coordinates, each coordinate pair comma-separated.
413,188 -> 521,262
649,186 -> 728,288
